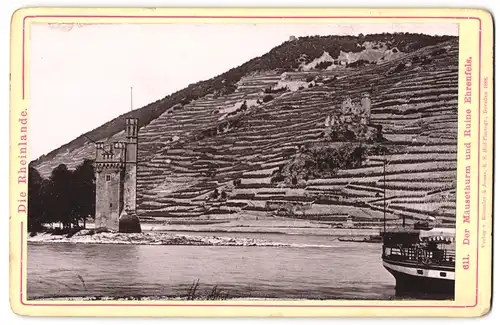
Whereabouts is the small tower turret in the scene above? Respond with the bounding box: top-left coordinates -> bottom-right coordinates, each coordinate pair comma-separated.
124,117 -> 139,213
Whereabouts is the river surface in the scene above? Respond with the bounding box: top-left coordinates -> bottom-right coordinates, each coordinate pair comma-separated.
28,231 -> 397,300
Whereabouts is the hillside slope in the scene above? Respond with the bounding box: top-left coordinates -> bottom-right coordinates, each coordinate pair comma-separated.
31,33 -> 453,173
135,39 -> 458,227
32,35 -> 458,228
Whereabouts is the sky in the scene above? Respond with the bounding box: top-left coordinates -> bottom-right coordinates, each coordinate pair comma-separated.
29,23 -> 458,161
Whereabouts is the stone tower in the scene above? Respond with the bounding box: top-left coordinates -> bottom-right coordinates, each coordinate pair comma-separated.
94,117 -> 140,232
124,118 -> 138,213
361,92 -> 371,124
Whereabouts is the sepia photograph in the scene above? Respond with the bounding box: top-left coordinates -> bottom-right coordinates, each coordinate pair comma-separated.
25,22 -> 460,302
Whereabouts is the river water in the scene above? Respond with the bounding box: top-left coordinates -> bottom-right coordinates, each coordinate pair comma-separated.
28,232 -> 397,300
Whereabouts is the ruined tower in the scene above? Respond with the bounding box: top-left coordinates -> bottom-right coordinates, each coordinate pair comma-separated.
94,117 -> 140,232
324,92 -> 375,141
361,92 -> 371,124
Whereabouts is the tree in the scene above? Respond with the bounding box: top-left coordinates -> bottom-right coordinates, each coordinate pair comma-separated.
47,164 -> 74,229
263,95 -> 274,103
71,159 -> 95,228
315,61 -> 333,70
27,163 -> 45,232
28,160 -> 97,232
210,189 -> 220,200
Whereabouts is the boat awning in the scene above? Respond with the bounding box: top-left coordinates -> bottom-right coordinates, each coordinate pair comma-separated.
419,235 -> 455,243
382,227 -> 455,246
419,228 -> 455,243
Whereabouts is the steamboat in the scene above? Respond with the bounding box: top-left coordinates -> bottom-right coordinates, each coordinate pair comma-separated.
381,225 -> 455,296
378,153 -> 456,297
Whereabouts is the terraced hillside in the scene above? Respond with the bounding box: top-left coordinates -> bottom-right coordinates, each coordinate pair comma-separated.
32,33 -> 453,175
134,40 -> 458,227
32,35 -> 458,228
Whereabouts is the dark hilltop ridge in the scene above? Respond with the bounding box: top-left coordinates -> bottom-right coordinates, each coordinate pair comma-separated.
32,33 -> 459,228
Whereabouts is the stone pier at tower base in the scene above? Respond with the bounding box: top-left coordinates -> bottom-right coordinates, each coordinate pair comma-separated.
118,211 -> 142,233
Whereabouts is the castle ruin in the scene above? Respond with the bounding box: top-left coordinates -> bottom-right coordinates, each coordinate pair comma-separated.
324,92 -> 378,141
94,117 -> 141,232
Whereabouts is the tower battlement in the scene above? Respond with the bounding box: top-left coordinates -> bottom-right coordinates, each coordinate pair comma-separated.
95,142 -> 126,161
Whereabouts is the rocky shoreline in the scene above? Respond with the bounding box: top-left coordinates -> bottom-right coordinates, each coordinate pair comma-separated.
27,230 -> 290,247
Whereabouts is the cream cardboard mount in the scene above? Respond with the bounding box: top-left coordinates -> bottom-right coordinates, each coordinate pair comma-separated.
9,7 -> 493,317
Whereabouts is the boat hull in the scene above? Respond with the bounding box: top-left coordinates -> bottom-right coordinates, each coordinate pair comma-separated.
383,260 -> 455,298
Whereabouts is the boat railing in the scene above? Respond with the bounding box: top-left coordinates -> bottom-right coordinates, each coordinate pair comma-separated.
383,246 -> 455,267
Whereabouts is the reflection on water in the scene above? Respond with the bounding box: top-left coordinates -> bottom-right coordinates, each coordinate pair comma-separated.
26,232 -> 436,300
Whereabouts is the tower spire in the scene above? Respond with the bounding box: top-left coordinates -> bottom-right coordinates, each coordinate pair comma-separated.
130,86 -> 133,112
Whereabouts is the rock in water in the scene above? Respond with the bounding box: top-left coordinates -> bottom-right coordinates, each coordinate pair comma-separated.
119,211 -> 142,233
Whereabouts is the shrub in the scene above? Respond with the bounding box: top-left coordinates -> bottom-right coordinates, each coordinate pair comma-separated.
421,57 -> 433,65
271,174 -> 286,183
431,48 -> 447,56
265,86 -> 288,94
315,61 -> 333,70
392,62 -> 406,73
210,189 -> 220,200
344,130 -> 356,140
346,59 -> 369,68
281,143 -> 368,183
270,167 -> 286,183
282,148 -> 297,158
263,95 -> 274,103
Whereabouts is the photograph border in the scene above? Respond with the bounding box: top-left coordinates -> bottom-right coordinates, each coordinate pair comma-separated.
9,7 -> 493,317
